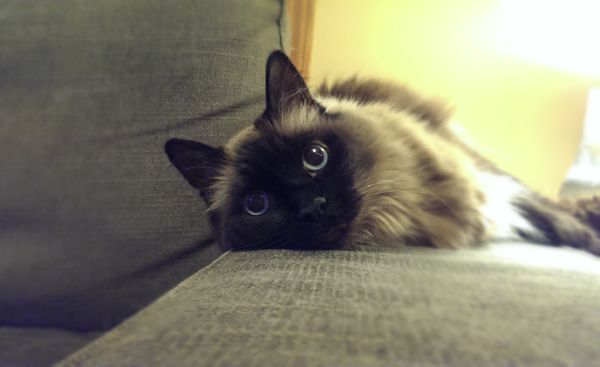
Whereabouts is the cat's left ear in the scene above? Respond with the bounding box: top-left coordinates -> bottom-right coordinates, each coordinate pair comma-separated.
165,138 -> 227,202
259,51 -> 321,126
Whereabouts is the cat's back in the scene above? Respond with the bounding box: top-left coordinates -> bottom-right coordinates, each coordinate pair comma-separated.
316,77 -> 452,129
317,77 -> 503,173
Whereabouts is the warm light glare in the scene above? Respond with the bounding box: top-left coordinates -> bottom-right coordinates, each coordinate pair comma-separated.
312,0 -> 596,197
494,0 -> 600,77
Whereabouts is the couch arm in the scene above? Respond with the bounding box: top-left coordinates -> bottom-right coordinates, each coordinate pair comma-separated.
58,244 -> 600,367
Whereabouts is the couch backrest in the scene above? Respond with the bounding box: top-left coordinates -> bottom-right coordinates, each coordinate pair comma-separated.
0,0 -> 286,331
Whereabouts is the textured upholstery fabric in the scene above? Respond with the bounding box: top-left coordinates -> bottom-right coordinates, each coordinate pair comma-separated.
0,0 -> 285,331
0,328 -> 100,367
58,243 -> 600,367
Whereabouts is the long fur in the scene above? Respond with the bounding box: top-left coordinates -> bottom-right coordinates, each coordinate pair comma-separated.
165,51 -> 600,255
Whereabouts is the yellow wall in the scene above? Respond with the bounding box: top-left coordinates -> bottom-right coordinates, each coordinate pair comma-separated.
309,0 -> 599,197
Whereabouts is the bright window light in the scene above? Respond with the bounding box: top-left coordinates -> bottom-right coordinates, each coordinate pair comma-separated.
493,0 -> 600,77
564,88 -> 600,184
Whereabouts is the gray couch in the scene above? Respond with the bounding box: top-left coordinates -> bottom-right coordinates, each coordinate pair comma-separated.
1,1 -> 598,366
58,245 -> 600,367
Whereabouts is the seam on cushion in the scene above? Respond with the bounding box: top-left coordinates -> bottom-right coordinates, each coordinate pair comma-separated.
189,249 -> 231,278
152,249 -> 233,301
277,0 -> 286,52
57,250 -> 233,366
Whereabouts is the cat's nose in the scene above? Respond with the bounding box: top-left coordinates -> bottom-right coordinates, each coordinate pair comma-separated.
298,196 -> 327,222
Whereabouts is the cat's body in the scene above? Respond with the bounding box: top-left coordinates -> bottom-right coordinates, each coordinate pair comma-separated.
166,51 -> 600,255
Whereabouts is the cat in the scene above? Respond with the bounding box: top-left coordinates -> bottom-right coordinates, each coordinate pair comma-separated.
165,50 -> 600,255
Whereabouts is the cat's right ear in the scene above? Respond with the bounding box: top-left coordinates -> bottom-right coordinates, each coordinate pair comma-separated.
165,138 -> 226,199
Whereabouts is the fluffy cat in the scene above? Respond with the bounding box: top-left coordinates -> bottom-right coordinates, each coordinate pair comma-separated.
165,51 -> 600,255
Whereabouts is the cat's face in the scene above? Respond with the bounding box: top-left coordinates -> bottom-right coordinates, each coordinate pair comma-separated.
165,51 -> 363,250
214,118 -> 361,249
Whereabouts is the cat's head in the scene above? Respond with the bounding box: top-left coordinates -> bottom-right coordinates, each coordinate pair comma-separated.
165,51 -> 365,250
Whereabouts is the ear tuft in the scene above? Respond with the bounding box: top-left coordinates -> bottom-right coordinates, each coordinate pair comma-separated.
262,50 -> 317,124
164,138 -> 226,197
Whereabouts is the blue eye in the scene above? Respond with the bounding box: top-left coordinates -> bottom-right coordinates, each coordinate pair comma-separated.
243,191 -> 270,216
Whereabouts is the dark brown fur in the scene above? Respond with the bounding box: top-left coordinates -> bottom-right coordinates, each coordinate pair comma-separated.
560,196 -> 600,238
516,194 -> 600,253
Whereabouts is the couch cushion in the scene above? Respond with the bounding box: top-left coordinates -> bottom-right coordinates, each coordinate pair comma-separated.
0,0 -> 285,331
57,243 -> 600,367
0,327 -> 100,367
